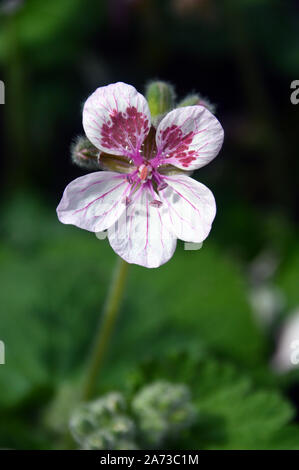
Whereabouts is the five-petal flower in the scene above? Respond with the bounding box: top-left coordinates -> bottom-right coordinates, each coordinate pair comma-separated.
57,82 -> 224,268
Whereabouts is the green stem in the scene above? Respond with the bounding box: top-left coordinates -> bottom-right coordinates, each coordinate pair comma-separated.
81,257 -> 129,401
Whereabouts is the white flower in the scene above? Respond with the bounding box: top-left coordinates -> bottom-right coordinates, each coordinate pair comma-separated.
57,82 -> 224,268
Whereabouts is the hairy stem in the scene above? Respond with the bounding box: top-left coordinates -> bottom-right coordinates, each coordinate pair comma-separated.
81,257 -> 129,401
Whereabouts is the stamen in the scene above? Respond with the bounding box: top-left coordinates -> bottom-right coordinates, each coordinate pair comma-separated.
157,181 -> 168,191
127,175 -> 134,184
150,200 -> 163,208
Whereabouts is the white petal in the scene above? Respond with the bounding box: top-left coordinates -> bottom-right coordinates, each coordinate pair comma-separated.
83,82 -> 151,158
108,186 -> 177,268
155,105 -> 224,170
57,171 -> 130,232
159,174 -> 216,242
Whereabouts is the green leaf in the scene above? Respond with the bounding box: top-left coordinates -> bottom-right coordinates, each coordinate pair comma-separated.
127,353 -> 299,450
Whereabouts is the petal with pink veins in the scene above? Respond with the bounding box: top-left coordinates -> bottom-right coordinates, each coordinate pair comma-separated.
56,171 -> 130,232
108,186 -> 177,268
155,105 -> 224,170
159,174 -> 216,243
83,82 -> 151,159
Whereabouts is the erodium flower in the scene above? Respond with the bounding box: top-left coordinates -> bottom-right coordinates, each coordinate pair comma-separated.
57,82 -> 224,268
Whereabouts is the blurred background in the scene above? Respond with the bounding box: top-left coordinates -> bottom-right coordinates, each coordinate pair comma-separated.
0,0 -> 299,450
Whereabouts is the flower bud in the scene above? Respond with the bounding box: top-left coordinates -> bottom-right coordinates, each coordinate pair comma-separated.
85,431 -> 138,450
132,381 -> 197,447
145,81 -> 176,119
69,392 -> 137,450
71,136 -> 100,170
178,93 -> 216,114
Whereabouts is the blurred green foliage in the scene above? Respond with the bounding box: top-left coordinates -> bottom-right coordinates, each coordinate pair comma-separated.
0,0 -> 103,64
0,194 -> 262,403
0,194 -> 298,449
128,354 -> 299,450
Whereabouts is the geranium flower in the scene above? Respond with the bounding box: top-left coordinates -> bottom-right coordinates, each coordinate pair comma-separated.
57,82 -> 224,268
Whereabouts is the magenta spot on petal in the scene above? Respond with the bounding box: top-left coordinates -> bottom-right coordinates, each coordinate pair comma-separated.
101,106 -> 149,152
160,124 -> 197,167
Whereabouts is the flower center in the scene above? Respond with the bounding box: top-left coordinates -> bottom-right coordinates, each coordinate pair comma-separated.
138,162 -> 152,183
